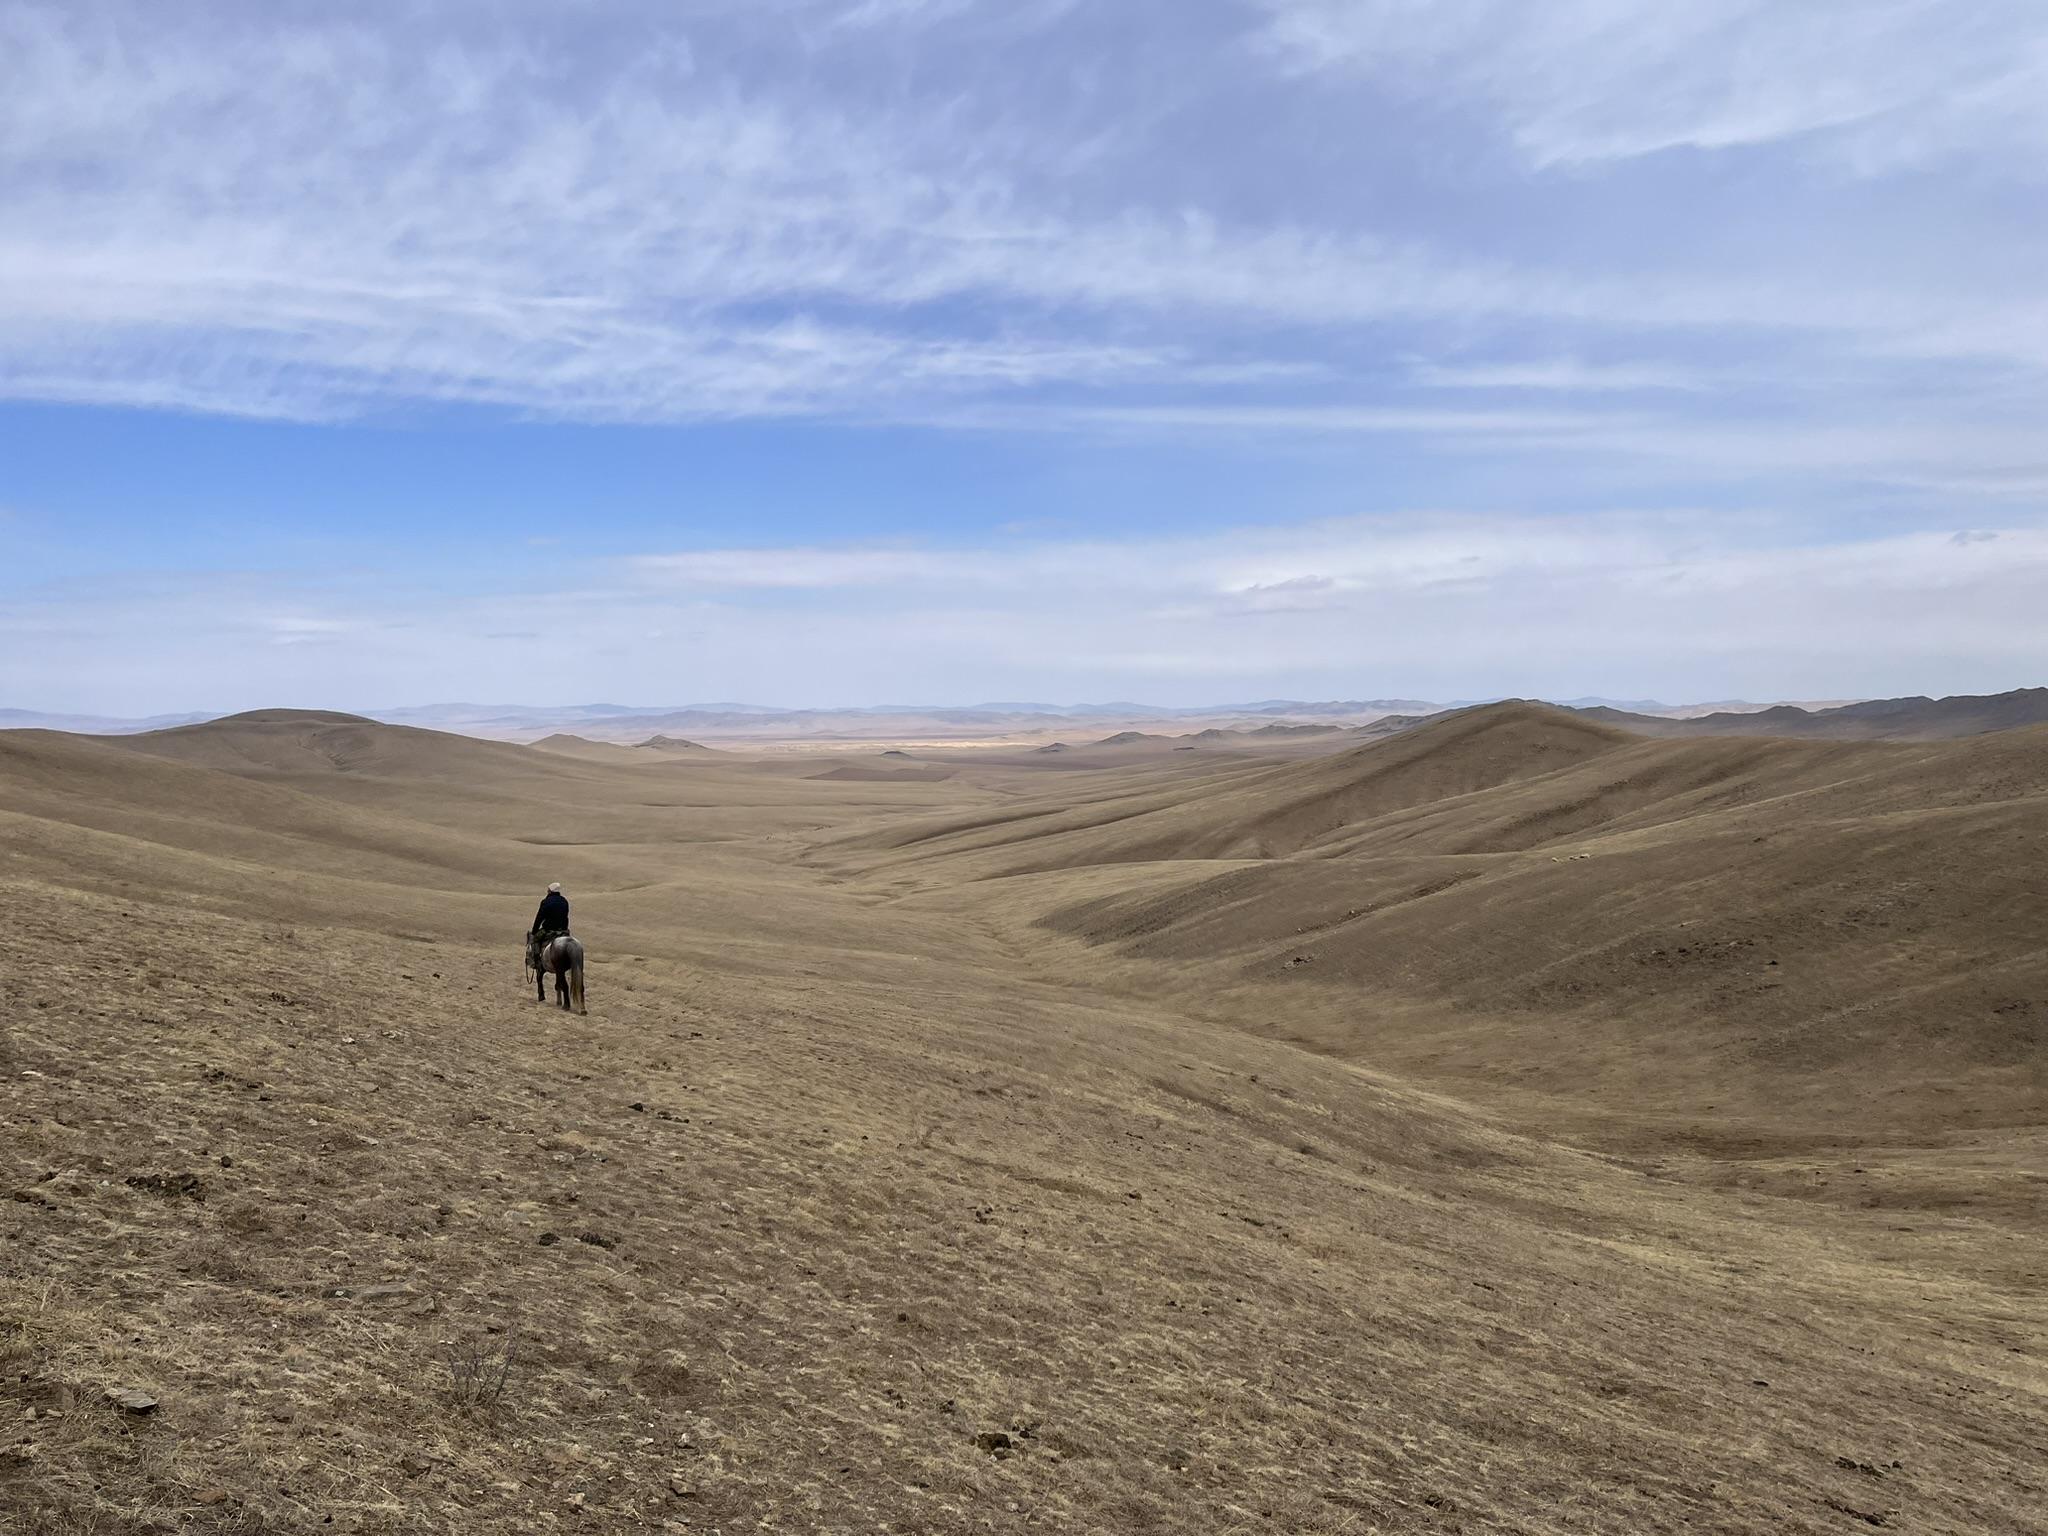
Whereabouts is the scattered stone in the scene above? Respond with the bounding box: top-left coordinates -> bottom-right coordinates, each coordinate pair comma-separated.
354,1283 -> 421,1304
398,1453 -> 433,1478
578,1231 -> 617,1250
125,1172 -> 206,1202
194,1489 -> 230,1506
975,1430 -> 1012,1457
105,1388 -> 158,1415
538,1232 -> 560,1247
218,1155 -> 234,1169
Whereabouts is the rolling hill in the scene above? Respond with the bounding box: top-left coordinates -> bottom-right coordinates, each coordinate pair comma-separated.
832,702 -> 2048,1135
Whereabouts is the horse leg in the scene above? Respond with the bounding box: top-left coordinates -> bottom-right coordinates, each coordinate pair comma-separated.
571,958 -> 586,1016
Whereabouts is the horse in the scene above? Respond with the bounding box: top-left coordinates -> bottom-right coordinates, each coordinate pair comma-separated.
528,932 -> 587,1014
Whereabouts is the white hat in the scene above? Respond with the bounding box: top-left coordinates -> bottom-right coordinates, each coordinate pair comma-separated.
548,882 -> 562,892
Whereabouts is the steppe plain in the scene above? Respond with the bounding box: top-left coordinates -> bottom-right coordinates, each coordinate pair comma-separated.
3,704 -> 2043,1534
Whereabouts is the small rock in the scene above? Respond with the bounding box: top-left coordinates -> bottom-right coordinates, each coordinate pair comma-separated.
218,1155 -> 234,1169
195,1489 -> 230,1506
975,1430 -> 1012,1456
577,1231 -> 617,1250
538,1232 -> 560,1247
105,1388 -> 158,1414
354,1284 -> 420,1304
125,1172 -> 206,1202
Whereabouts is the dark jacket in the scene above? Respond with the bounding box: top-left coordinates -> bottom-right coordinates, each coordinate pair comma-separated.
532,890 -> 570,933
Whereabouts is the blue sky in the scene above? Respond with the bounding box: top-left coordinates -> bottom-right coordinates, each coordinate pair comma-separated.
4,0 -> 2046,713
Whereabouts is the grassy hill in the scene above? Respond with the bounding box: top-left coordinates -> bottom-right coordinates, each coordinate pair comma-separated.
830,702 -> 2048,1137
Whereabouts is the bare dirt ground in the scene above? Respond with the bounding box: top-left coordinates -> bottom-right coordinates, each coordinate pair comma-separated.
3,710 -> 2043,1534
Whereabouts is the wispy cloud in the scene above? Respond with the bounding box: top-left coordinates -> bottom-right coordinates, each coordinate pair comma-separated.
2,0 -> 2044,442
1412,359 -> 1709,393
1248,0 -> 2048,172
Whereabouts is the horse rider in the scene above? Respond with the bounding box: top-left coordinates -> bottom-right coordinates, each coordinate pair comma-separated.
529,881 -> 570,968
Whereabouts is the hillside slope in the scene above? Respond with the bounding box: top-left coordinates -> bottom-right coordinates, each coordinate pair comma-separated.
832,703 -> 2048,1134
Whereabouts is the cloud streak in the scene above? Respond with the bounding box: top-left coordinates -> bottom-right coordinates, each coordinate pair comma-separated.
2,0 -> 2044,447
1250,0 -> 2048,172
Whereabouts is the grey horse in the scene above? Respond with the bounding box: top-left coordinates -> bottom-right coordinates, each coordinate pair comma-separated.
528,933 -> 587,1014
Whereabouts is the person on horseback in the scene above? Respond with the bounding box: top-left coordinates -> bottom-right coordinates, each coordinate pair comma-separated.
526,883 -> 587,1013
528,882 -> 569,969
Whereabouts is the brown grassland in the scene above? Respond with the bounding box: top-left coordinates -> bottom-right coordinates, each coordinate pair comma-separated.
2,705 -> 2043,1534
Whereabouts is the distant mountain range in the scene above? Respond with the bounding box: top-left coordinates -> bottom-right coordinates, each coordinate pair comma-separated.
7,689 -> 2047,744
8,699 -> 1449,737
0,707 -> 218,735
1570,688 -> 2048,741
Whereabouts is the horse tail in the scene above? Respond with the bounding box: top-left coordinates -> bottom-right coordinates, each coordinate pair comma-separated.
570,948 -> 587,1015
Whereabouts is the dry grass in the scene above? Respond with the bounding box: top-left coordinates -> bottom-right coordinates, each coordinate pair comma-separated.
2,710 -> 2044,1534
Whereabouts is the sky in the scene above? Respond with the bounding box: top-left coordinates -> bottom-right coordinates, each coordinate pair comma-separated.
4,0 -> 2047,714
